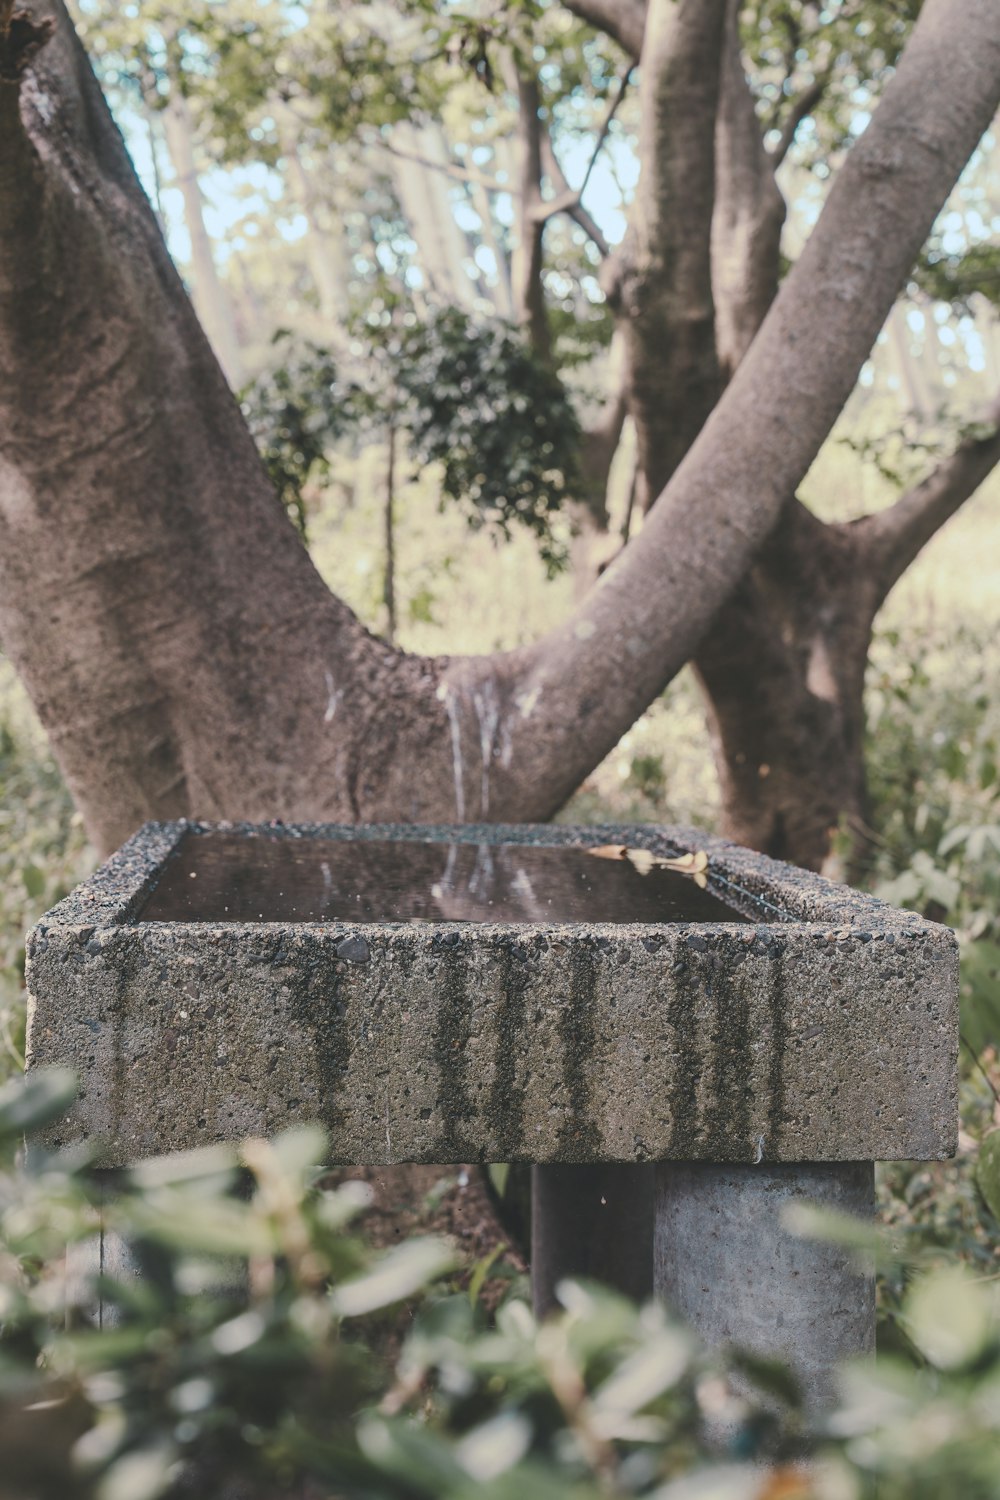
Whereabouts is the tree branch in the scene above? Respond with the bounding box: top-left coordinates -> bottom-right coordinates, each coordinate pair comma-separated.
770,74 -> 829,168
537,133 -> 610,256
502,54 -> 551,360
856,394 -> 1000,601
369,133 -> 506,193
527,57 -> 632,266
711,0 -> 785,377
559,0 -> 646,61
613,0 -> 726,496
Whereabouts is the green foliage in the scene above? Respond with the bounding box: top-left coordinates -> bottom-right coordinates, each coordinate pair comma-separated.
744,0 -> 919,167
239,336 -> 345,537
861,617 -> 1000,1340
397,309 -> 582,573
2,1069 -> 1000,1497
915,239 -> 1000,314
77,1 -> 443,149
242,310 -> 582,570
866,621 -> 1000,1053
0,677 -> 93,1085
976,1130 -> 1000,1223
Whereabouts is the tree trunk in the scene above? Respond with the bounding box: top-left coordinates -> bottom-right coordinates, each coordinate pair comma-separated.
390,122 -> 478,312
694,505 -> 877,874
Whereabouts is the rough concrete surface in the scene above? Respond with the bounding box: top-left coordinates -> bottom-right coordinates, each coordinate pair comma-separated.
655,1161 -> 876,1410
25,821 -> 959,1166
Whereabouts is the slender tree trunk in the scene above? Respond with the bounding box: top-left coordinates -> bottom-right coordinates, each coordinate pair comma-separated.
160,90 -> 244,388
390,122 -> 477,311
280,123 -> 351,330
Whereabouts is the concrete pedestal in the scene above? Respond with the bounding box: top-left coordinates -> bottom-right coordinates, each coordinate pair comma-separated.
27,820 -> 956,1413
654,1161 -> 875,1409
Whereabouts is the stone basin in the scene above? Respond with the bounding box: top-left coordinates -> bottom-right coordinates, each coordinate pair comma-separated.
25,819 -> 957,1167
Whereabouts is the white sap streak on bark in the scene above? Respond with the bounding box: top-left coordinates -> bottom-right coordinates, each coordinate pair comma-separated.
515,686 -> 542,719
805,637 -> 839,705
323,671 -> 342,723
436,682 -> 466,821
472,681 -> 501,816
0,457 -> 36,526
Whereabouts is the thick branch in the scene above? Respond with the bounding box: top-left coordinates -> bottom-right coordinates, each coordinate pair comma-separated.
614,0 -> 726,497
856,395 -> 1000,601
771,75 -> 829,168
559,0 -> 646,61
504,57 -> 551,361
711,0 -> 785,377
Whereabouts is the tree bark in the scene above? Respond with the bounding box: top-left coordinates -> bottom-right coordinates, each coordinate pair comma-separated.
711,0 -> 785,379
1,0 -> 999,864
696,405 -> 1000,875
695,505 -> 878,874
505,58 -> 551,362
609,0 -> 725,499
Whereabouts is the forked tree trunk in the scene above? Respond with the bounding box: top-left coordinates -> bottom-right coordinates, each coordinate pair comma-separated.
1,0 -> 999,869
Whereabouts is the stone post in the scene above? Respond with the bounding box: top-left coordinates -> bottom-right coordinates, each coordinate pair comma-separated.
654,1161 -> 875,1410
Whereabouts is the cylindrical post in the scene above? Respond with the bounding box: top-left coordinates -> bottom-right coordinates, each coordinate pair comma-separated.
654,1161 -> 875,1410
531,1163 -> 654,1318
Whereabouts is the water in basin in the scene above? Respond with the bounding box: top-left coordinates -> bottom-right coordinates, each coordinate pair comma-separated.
136,831 -> 758,926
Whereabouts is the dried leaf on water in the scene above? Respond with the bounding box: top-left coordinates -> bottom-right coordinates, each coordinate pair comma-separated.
585,845 -> 710,887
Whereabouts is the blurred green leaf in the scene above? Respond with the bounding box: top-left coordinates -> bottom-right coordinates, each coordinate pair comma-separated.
903,1266 -> 994,1370
0,1067 -> 77,1139
333,1237 -> 456,1317
975,1131 -> 1000,1222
